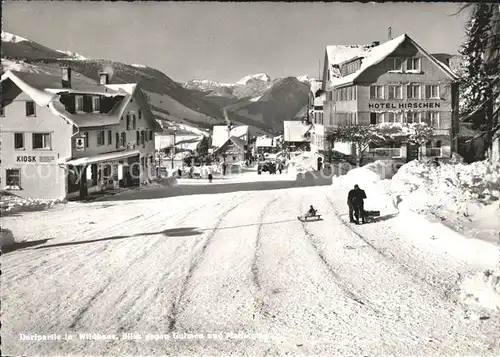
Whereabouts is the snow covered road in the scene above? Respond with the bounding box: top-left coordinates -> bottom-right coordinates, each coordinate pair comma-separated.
2,184 -> 500,356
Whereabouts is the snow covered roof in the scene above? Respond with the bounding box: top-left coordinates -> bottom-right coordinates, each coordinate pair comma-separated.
283,121 -> 312,142
255,136 -> 275,147
1,70 -> 162,131
214,136 -> 247,153
212,125 -> 249,148
325,34 -> 459,88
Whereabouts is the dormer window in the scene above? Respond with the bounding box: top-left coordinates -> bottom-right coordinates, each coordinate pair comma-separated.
75,95 -> 84,112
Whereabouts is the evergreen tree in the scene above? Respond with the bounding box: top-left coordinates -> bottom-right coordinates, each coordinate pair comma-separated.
458,3 -> 499,158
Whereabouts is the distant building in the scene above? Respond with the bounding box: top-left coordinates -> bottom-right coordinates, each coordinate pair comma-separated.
0,68 -> 162,199
213,136 -> 248,163
321,33 -> 459,162
283,120 -> 312,151
255,135 -> 280,154
212,125 -> 250,149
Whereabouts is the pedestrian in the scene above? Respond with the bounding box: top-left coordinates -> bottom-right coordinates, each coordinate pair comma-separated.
177,168 -> 182,178
278,162 -> 283,174
222,162 -> 227,175
347,184 -> 367,224
208,173 -> 213,183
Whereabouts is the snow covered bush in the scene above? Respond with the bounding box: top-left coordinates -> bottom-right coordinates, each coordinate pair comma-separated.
391,159 -> 500,216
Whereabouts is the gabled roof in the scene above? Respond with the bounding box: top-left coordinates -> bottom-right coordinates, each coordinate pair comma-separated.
214,136 -> 247,153
1,69 -> 162,131
212,125 -> 249,148
283,120 -> 312,142
325,34 -> 458,88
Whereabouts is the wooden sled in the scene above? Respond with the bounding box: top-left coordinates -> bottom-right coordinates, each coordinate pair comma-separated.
297,214 -> 322,222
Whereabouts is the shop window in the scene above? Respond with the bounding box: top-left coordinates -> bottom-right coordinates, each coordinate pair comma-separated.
75,96 -> 84,112
97,131 -> 105,146
388,85 -> 402,99
14,133 -> 24,149
108,130 -> 112,145
32,133 -> 51,150
25,101 -> 36,116
425,85 -> 440,99
370,85 -> 384,99
407,84 -> 421,99
6,169 -> 21,188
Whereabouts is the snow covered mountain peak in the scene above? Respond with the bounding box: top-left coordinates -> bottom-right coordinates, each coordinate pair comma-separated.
56,50 -> 88,60
1,31 -> 28,43
236,73 -> 271,85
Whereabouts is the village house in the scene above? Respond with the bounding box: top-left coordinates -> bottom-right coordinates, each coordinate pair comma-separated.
0,67 -> 162,200
211,125 -> 250,163
283,120 -> 312,152
321,33 -> 459,162
255,135 -> 280,155
309,85 -> 328,154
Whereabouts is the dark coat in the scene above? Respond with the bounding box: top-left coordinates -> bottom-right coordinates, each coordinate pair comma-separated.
348,188 -> 367,207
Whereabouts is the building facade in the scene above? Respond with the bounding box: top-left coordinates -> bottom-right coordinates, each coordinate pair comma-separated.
322,34 -> 459,162
0,68 -> 162,199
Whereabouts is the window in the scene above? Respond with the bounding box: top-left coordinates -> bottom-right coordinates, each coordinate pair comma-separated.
32,133 -> 51,150
97,131 -> 105,146
386,113 -> 396,123
388,57 -> 402,71
25,101 -> 36,116
388,85 -> 403,99
116,132 -> 120,149
107,130 -> 112,145
93,96 -> 100,112
132,115 -> 137,129
426,112 -> 440,127
0,105 -> 4,117
370,113 -> 377,125
370,85 -> 384,99
407,84 -> 421,99
425,85 -> 439,99
139,110 -> 142,119
141,131 -> 145,146
6,169 -> 21,187
126,114 -> 131,130
407,112 -> 421,124
149,130 -> 153,140
407,58 -> 421,72
14,133 -> 24,149
75,96 -> 84,112
120,132 -> 126,148
136,131 -> 140,143
84,132 -> 89,148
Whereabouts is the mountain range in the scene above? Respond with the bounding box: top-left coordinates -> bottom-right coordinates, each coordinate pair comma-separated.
1,31 -> 312,136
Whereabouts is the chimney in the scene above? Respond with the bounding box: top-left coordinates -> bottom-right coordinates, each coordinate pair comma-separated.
372,41 -> 380,47
99,72 -> 109,85
61,67 -> 72,88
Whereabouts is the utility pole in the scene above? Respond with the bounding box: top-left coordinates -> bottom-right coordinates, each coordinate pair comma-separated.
168,127 -> 177,170
388,26 -> 392,40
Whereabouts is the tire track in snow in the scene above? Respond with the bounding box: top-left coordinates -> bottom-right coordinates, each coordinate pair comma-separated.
166,193 -> 254,332
324,195 -> 458,301
67,202 -> 213,330
297,195 -> 374,310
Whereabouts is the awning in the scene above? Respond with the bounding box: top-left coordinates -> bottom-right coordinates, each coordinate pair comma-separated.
60,149 -> 140,166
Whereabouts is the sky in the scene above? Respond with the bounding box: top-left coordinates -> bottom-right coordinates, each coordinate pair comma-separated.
3,2 -> 469,83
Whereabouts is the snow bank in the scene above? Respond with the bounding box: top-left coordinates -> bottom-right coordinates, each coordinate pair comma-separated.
461,269 -> 500,311
0,192 -> 66,217
287,152 -> 316,172
391,159 -> 500,215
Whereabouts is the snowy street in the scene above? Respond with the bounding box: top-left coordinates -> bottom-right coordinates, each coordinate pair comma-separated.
2,182 -> 500,356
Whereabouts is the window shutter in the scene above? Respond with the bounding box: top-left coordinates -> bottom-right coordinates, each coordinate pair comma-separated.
83,95 -> 92,113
